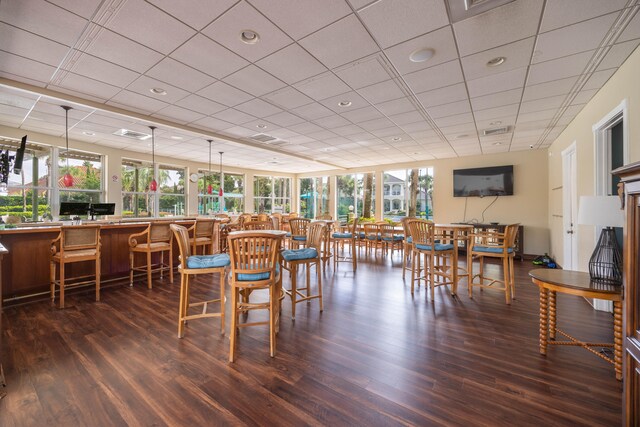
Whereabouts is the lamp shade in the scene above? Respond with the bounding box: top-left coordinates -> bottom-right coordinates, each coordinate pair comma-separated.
577,196 -> 624,228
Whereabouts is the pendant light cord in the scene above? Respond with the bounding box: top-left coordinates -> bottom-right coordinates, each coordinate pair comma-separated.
150,126 -> 156,179
62,106 -> 71,169
207,139 -> 212,176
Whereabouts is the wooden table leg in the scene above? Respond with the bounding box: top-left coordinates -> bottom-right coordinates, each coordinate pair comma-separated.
539,287 -> 548,355
548,290 -> 557,341
614,300 -> 623,380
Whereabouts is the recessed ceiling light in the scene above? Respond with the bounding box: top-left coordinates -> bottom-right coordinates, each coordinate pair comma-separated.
256,124 -> 267,129
82,131 -> 95,136
489,121 -> 502,126
413,152 -> 420,155
391,137 -> 402,141
170,136 -> 183,140
338,100 -> 352,107
486,56 -> 506,67
150,87 -> 167,95
240,30 -> 260,44
409,48 -> 435,63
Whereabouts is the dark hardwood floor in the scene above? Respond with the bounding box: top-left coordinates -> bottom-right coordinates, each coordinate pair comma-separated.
0,252 -> 621,426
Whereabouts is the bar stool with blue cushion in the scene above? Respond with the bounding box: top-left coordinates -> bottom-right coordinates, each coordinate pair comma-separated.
281,222 -> 325,320
408,219 -> 456,300
467,224 -> 519,304
227,232 -> 283,362
401,217 -> 415,279
332,217 -> 359,272
289,218 -> 310,249
379,223 -> 403,256
170,224 -> 229,338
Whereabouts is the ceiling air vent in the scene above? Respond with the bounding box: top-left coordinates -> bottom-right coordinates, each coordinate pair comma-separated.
464,0 -> 493,10
482,126 -> 511,137
251,133 -> 278,143
113,129 -> 152,140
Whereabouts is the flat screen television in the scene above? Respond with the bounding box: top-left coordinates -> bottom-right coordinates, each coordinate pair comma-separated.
453,165 -> 514,197
90,203 -> 115,216
59,202 -> 90,216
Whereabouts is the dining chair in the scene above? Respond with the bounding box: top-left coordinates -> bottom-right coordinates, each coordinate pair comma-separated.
244,220 -> 274,230
379,223 -> 403,256
170,224 -> 229,338
238,213 -> 253,229
128,222 -> 174,289
227,232 -> 283,362
289,218 -> 311,249
50,225 -> 101,309
188,217 -> 219,255
401,217 -> 415,279
467,224 -> 520,304
271,213 -> 283,230
281,222 -> 325,320
332,217 -> 359,272
363,223 -> 381,257
407,219 -> 456,300
256,213 -> 269,222
316,213 -> 332,220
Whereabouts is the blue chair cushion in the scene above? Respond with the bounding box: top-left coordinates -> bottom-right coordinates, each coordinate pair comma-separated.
473,246 -> 514,254
292,235 -> 307,241
186,253 -> 230,269
407,236 -> 413,244
382,235 -> 404,241
281,247 -> 318,261
237,265 -> 280,282
332,232 -> 352,238
285,232 -> 291,237
366,234 -> 381,240
358,231 -> 366,238
415,243 -> 454,251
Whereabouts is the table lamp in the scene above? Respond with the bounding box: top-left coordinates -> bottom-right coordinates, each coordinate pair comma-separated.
577,195 -> 624,285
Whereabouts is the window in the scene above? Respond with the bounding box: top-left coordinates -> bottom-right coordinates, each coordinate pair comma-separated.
121,160 -> 155,217
58,149 -> 103,207
158,165 -> 185,217
299,176 -> 330,219
254,176 -> 291,213
337,173 -> 374,222
224,172 -> 244,213
383,168 -> 433,221
0,140 -> 52,222
198,171 -> 244,214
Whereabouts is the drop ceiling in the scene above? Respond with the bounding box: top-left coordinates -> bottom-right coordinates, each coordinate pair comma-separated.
0,0 -> 638,173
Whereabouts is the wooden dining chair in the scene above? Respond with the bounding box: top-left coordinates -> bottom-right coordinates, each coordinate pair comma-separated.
244,220 -> 274,230
281,222 -> 325,320
316,213 -> 332,220
256,213 -> 269,222
128,222 -> 174,289
238,213 -> 253,229
188,217 -> 219,255
467,224 -> 520,304
407,219 -> 456,300
289,218 -> 311,249
50,225 -> 101,309
401,217 -> 415,279
332,217 -> 359,272
271,213 -> 283,229
170,224 -> 229,338
379,223 -> 403,256
227,232 -> 283,362
363,223 -> 381,257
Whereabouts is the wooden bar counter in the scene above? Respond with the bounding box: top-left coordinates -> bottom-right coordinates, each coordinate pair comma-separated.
0,219 -> 197,304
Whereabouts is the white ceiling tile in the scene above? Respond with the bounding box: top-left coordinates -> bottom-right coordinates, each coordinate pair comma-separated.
106,0 -> 196,54
197,81 -> 253,107
461,37 -> 535,81
235,98 -> 282,118
404,60 -> 464,94
401,121 -> 433,133
256,43 -> 327,85
51,72 -> 121,100
527,50 -> 593,85
299,14 -> 379,69
48,0 -> 103,19
427,100 -> 471,119
332,124 -> 365,137
534,13 -> 618,64
294,72 -> 352,101
519,94 -> 566,114
202,1 -> 293,62
223,65 -> 287,97
359,117 -> 395,131
376,97 -> 417,116
467,67 -> 526,98
475,114 -> 516,130
389,111 -> 424,126
357,79 -> 405,104
540,0 -> 628,32
174,94 -> 226,116
334,55 -> 393,89
0,0 -> 88,46
597,40 -> 640,71
224,126 -> 256,138
146,57 -> 216,92
152,105 -> 206,124
291,102 -> 335,120
108,90 -> 169,114
357,0 -> 449,49
0,51 -> 56,83
570,89 -> 599,106
0,71 -> 48,88
433,112 -> 473,127
0,22 -> 69,67
582,68 -> 616,91
68,52 -> 140,88
415,83 -> 468,108
263,87 -> 313,110
340,106 -> 383,123
85,28 -> 164,74
516,107 -> 558,123
522,76 -> 578,101
149,0 -> 236,30
320,91 -> 370,114
618,11 -> 640,43
171,34 -> 249,79
453,0 -> 543,56
384,26 -> 458,76
191,116 -> 235,131
213,108 -> 256,125
263,111 -> 306,127
126,75 -> 189,104
470,88 -> 523,111
288,122 -> 324,134
313,115 -> 352,128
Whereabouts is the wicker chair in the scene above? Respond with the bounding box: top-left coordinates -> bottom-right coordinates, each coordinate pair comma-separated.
170,224 -> 229,338
50,225 -> 101,309
128,222 -> 174,289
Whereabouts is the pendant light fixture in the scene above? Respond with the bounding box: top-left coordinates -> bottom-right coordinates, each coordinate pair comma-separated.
207,139 -> 213,194
149,126 -> 157,192
218,151 -> 224,197
61,106 -> 74,187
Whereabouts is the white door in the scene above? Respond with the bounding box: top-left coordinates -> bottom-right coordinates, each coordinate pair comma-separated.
562,143 -> 577,270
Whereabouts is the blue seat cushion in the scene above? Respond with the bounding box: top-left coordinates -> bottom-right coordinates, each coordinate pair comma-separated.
281,247 -> 318,261
415,243 -> 454,251
285,232 -> 291,237
473,246 -> 514,254
366,234 -> 381,240
186,253 -> 230,269
382,235 -> 404,241
292,235 -> 307,241
407,236 -> 413,244
332,232 -> 352,238
237,265 -> 280,281
358,231 -> 366,238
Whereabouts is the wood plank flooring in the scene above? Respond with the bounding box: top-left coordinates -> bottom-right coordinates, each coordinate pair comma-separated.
0,254 -> 621,426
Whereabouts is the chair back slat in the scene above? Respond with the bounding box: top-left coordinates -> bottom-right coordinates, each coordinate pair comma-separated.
407,219 -> 436,246
195,218 -> 216,238
170,224 -> 192,260
307,222 -> 325,252
228,233 -> 281,283
289,218 -> 311,238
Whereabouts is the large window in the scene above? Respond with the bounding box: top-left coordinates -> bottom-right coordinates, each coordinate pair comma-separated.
383,168 -> 433,221
0,140 -> 52,222
58,149 -> 103,205
158,164 -> 185,217
121,160 -> 155,217
198,171 -> 244,214
299,176 -> 330,219
337,173 -> 375,222
254,176 -> 291,213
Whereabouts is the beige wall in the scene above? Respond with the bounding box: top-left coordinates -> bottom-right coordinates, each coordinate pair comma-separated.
546,45 -> 640,270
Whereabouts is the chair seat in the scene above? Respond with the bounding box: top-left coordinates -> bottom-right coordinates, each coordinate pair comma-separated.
281,247 -> 318,261
415,243 -> 454,251
407,236 -> 413,244
358,231 -> 366,238
237,265 -> 280,282
366,234 -> 381,240
292,235 -> 307,241
332,232 -> 353,238
473,245 -> 514,254
186,253 -> 230,269
132,242 -> 171,251
191,236 -> 213,244
53,248 -> 98,260
382,235 -> 403,241
285,232 -> 292,237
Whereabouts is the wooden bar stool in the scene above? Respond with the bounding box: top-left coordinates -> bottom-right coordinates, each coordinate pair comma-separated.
332,217 -> 359,272
128,222 -> 174,289
289,218 -> 311,249
170,224 -> 229,338
188,218 -> 219,255
50,225 -> 101,309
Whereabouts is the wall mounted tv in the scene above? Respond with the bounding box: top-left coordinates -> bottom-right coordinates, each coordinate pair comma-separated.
453,165 -> 514,197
